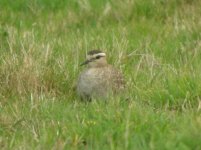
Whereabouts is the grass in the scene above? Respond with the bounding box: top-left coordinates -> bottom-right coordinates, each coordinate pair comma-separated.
0,0 -> 201,149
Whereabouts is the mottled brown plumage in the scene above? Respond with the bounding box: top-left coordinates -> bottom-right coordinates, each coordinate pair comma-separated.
77,50 -> 125,100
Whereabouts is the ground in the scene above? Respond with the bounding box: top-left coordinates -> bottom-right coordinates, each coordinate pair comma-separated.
0,0 -> 201,149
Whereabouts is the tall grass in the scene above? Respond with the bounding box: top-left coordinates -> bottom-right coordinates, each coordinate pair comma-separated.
0,0 -> 201,149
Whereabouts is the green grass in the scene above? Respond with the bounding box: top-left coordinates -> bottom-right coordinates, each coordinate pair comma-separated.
0,0 -> 201,149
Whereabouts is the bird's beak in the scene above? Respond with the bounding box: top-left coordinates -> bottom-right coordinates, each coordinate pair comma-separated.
80,59 -> 91,66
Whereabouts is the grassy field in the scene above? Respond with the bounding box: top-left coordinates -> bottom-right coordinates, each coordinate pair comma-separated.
0,0 -> 201,149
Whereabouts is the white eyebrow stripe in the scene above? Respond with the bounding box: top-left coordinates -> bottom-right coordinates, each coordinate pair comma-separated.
94,53 -> 106,57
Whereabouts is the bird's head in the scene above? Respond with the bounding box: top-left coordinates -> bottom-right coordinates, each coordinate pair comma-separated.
80,50 -> 108,68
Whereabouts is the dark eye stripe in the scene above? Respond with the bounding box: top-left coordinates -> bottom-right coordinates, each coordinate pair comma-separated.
96,56 -> 102,59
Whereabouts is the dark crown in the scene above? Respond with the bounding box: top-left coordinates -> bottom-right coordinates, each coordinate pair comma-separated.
87,50 -> 103,55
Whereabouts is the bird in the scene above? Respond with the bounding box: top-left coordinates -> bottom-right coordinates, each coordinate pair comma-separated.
76,50 -> 125,101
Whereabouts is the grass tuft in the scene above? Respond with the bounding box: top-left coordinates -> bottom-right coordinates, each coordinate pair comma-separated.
0,0 -> 201,149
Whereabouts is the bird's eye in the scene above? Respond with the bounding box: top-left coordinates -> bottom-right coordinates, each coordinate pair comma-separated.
96,56 -> 101,59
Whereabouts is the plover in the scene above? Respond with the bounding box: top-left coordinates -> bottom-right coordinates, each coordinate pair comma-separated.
77,50 -> 125,100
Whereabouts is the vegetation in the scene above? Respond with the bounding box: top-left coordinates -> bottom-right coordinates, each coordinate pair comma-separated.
0,0 -> 201,149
